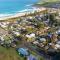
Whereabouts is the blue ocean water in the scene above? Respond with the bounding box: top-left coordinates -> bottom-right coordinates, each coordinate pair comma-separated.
0,0 -> 38,15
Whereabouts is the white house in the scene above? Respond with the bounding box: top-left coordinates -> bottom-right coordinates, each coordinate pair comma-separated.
56,29 -> 60,34
55,44 -> 60,49
13,31 -> 20,36
26,33 -> 35,42
26,33 -> 35,38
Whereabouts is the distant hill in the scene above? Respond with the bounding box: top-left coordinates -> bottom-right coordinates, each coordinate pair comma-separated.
35,0 -> 60,8
37,0 -> 60,5
41,0 -> 60,2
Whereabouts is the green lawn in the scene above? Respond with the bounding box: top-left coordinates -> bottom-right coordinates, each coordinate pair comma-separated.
0,46 -> 24,60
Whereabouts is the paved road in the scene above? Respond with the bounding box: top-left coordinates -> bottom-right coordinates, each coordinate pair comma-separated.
16,39 -> 52,60
24,42 -> 52,60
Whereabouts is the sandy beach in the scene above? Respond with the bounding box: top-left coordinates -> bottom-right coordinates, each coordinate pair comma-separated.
0,7 -> 47,20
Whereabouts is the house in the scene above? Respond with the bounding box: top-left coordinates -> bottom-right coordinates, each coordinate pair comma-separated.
26,33 -> 35,42
56,29 -> 60,35
55,44 -> 60,50
40,38 -> 46,42
37,37 -> 46,43
55,41 -> 60,50
0,36 -> 4,41
13,31 -> 20,37
10,43 -> 16,48
0,22 -> 7,28
36,37 -> 47,47
0,36 -> 4,45
46,33 -> 52,42
47,48 -> 57,56
17,48 -> 29,56
56,41 -> 60,45
32,41 -> 39,45
47,33 -> 52,38
51,34 -> 58,42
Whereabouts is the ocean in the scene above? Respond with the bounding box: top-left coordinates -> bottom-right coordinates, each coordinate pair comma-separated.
0,0 -> 38,17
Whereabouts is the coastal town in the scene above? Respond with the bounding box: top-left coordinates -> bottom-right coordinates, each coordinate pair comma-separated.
0,6 -> 60,60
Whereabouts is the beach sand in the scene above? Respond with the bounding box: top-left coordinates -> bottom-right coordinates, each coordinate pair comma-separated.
0,7 -> 47,20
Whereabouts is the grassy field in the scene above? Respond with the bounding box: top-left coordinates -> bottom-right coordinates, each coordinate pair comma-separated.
0,46 -> 24,60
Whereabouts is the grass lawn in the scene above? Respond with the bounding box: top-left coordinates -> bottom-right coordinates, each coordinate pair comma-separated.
0,46 -> 24,60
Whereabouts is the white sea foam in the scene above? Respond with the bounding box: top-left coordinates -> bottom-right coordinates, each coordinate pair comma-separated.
0,4 -> 38,18
0,14 -> 13,18
0,8 -> 35,18
26,4 -> 33,7
0,7 -> 46,20
18,9 -> 33,13
0,9 -> 32,17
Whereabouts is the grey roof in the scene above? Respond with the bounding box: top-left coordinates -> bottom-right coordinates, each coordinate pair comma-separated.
57,41 -> 60,45
48,48 -> 56,52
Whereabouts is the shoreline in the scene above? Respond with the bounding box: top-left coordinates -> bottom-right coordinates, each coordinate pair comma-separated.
0,7 -> 47,20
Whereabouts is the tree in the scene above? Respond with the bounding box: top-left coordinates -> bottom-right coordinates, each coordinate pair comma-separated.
49,13 -> 56,26
38,56 -> 44,60
53,53 -> 60,60
36,22 -> 45,29
3,35 -> 12,47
